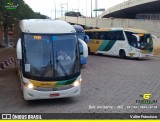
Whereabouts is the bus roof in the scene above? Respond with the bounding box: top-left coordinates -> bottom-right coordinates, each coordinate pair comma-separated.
124,28 -> 149,34
20,19 -> 76,34
85,28 -> 150,34
72,25 -> 84,33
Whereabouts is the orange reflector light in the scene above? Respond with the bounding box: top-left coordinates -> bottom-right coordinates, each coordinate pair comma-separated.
138,34 -> 144,37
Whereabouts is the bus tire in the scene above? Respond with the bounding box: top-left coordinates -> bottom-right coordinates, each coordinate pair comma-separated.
80,64 -> 83,68
119,50 -> 126,59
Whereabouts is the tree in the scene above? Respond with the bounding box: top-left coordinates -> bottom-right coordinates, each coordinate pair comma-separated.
0,0 -> 49,46
0,0 -> 49,22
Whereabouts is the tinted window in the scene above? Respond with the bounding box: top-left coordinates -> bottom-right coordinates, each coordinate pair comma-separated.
125,31 -> 153,51
23,34 -> 80,80
86,31 -> 125,40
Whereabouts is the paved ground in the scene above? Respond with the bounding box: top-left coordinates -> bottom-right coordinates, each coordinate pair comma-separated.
0,54 -> 160,113
0,48 -> 16,63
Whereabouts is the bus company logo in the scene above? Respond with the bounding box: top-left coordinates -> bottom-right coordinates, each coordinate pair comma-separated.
143,94 -> 151,100
5,0 -> 19,10
136,93 -> 158,104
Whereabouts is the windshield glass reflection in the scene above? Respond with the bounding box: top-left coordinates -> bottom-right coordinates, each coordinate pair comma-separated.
23,34 -> 80,80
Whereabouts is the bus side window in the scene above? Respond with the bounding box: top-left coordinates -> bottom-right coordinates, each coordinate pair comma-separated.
116,31 -> 125,40
99,32 -> 106,39
92,32 -> 99,39
106,32 -> 115,40
86,32 -> 93,39
125,31 -> 137,47
105,31 -> 125,40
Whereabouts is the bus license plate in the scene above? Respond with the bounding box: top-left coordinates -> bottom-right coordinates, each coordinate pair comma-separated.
50,93 -> 60,97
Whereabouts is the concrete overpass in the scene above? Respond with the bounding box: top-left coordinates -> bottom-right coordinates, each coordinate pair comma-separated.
58,16 -> 160,37
99,0 -> 160,19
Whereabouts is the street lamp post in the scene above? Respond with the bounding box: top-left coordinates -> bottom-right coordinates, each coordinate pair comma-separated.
54,0 -> 56,19
95,0 -> 98,18
91,0 -> 92,18
60,3 -> 68,16
78,0 -> 80,12
86,0 -> 87,17
61,7 -> 64,16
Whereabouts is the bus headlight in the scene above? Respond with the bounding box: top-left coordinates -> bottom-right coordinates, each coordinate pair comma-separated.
28,83 -> 34,89
73,78 -> 82,87
73,81 -> 80,87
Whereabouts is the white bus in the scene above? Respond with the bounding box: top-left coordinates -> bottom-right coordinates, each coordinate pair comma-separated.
72,25 -> 90,65
16,19 -> 88,100
85,28 -> 153,58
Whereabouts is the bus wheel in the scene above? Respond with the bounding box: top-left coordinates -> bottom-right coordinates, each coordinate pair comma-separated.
119,50 -> 126,59
80,64 -> 84,68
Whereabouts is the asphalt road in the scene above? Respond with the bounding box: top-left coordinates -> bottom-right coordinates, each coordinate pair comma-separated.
0,55 -> 160,113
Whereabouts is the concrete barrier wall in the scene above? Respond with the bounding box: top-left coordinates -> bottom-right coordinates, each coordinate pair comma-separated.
59,17 -> 160,37
105,19 -> 160,37
153,38 -> 160,56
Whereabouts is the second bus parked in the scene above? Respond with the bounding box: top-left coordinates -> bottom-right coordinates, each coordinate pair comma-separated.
73,25 -> 90,65
85,28 -> 153,58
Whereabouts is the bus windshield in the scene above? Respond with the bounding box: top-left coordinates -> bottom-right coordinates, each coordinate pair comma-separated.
125,31 -> 153,51
23,34 -> 80,81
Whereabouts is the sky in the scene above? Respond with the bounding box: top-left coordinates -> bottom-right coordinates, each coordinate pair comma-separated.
24,0 -> 128,18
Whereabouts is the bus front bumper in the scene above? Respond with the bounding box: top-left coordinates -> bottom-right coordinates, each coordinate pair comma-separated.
128,52 -> 153,58
138,53 -> 153,58
23,85 -> 81,100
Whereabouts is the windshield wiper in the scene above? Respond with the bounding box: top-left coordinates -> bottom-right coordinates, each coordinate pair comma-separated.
40,47 -> 55,77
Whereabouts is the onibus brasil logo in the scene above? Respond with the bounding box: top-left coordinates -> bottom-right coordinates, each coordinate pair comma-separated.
136,94 -> 157,104
5,0 -> 19,10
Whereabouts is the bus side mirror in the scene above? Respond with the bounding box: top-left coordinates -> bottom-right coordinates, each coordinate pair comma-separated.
152,35 -> 157,38
78,38 -> 88,58
16,38 -> 22,59
85,35 -> 90,43
132,34 -> 140,42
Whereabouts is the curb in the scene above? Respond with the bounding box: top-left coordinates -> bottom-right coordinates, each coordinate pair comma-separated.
0,47 -> 12,53
0,57 -> 15,71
